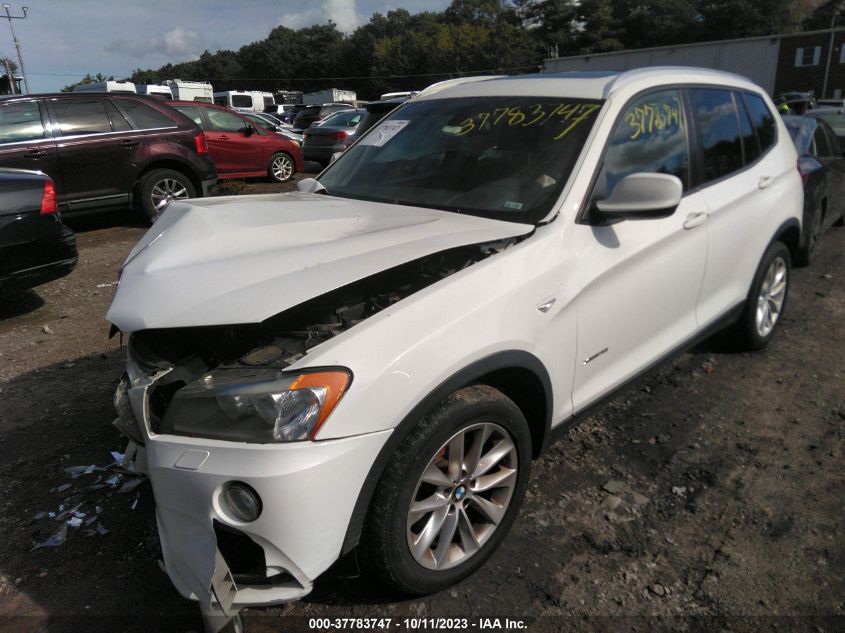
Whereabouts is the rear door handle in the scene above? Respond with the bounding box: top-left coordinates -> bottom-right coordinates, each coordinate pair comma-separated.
24,150 -> 47,158
218,135 -> 229,140
119,140 -> 140,148
683,211 -> 708,230
758,176 -> 774,189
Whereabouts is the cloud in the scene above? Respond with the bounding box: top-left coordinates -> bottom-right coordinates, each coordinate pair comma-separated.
106,26 -> 202,61
278,0 -> 364,33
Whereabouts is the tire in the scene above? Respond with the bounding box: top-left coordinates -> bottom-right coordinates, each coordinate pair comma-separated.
834,211 -> 845,227
136,169 -> 195,223
360,385 -> 532,595
268,153 -> 295,183
794,201 -> 823,267
733,240 -> 790,351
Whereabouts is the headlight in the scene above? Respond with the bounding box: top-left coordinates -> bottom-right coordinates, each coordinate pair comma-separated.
159,368 -> 350,443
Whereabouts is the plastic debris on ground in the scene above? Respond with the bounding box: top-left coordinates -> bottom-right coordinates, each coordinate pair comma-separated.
30,448 -> 146,550
31,526 -> 67,550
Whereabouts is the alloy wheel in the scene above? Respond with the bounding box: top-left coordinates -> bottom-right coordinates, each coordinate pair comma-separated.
150,178 -> 189,212
406,422 -> 518,571
755,256 -> 787,337
272,155 -> 293,181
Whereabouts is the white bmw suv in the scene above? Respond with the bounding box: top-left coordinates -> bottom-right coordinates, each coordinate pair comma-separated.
107,67 -> 802,622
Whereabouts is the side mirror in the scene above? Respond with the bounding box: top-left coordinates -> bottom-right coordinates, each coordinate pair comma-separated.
594,173 -> 683,220
329,151 -> 343,164
297,178 -> 327,194
241,125 -> 255,137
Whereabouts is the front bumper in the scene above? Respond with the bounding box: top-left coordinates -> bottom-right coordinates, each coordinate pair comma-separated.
144,429 -> 390,608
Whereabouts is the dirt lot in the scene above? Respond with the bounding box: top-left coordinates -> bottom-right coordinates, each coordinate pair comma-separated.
0,178 -> 843,633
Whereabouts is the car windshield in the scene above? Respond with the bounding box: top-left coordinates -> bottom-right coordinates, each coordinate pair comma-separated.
318,96 -> 603,224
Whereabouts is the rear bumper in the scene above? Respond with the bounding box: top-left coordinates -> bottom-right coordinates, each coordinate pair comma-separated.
0,225 -> 78,292
303,145 -> 341,164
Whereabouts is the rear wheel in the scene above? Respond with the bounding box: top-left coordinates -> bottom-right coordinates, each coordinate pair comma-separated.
361,385 -> 531,595
136,169 -> 195,223
734,241 -> 790,350
269,153 -> 294,183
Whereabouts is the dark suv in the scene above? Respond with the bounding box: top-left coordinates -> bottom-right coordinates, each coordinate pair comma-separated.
0,93 -> 217,222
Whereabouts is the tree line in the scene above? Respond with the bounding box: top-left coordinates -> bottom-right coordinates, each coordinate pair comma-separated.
66,0 -> 831,98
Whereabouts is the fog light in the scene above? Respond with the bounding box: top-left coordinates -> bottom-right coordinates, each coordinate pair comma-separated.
222,482 -> 262,523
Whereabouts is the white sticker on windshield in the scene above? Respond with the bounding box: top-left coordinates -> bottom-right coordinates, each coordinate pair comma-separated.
361,120 -> 409,147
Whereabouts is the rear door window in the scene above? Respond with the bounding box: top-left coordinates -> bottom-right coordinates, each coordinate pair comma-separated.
0,101 -> 46,144
736,94 -> 761,164
112,99 -> 176,130
105,101 -> 132,132
52,99 -> 113,136
205,108 -> 247,132
689,89 -> 744,183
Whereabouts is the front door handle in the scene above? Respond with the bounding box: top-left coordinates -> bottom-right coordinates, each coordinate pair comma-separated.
24,150 -> 47,158
119,140 -> 140,148
683,211 -> 708,230
218,135 -> 229,140
758,176 -> 774,189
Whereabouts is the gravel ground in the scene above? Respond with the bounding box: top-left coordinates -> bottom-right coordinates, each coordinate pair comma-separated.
0,178 -> 842,633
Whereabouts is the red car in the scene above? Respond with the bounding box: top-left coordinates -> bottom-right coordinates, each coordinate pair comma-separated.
165,100 -> 303,182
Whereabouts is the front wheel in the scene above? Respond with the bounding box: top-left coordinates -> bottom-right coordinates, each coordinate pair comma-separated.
269,153 -> 295,183
734,240 -> 791,350
136,169 -> 195,223
361,385 -> 531,595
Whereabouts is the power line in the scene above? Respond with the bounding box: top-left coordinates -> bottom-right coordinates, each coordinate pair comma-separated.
27,65 -> 541,81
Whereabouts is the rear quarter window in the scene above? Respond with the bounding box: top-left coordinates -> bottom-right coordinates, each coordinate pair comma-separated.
113,99 -> 177,130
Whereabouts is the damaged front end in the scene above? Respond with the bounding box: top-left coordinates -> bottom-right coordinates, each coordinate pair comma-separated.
110,235 -> 523,622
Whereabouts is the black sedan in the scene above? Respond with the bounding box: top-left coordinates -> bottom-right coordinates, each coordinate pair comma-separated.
0,169 -> 78,297
782,116 -> 845,265
807,106 -> 845,148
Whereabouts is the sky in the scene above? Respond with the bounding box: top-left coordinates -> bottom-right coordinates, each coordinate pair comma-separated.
3,0 -> 452,93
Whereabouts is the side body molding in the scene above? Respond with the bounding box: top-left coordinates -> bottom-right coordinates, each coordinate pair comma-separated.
340,350 -> 553,555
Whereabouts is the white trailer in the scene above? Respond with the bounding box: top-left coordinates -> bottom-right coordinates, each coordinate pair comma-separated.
136,84 -> 173,99
167,79 -> 213,103
302,88 -> 356,105
73,80 -> 136,93
213,90 -> 259,111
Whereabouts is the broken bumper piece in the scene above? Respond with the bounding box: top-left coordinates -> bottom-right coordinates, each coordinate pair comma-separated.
144,429 -> 390,608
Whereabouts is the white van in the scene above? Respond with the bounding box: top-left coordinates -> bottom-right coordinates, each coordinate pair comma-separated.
136,84 -> 173,100
167,79 -> 213,103
73,80 -> 136,94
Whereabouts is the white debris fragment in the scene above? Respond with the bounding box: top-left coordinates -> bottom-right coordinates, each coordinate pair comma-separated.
53,483 -> 72,493
104,474 -> 121,487
130,493 -> 140,510
672,486 -> 687,497
67,517 -> 83,528
96,522 -> 109,535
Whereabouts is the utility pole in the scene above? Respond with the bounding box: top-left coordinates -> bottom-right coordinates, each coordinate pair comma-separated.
822,2 -> 843,99
1,3 -> 29,94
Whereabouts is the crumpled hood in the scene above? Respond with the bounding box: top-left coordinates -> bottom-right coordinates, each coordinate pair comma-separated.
107,192 -> 533,332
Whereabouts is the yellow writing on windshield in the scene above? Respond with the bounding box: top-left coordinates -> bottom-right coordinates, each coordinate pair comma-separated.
455,102 -> 601,140
625,99 -> 682,140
